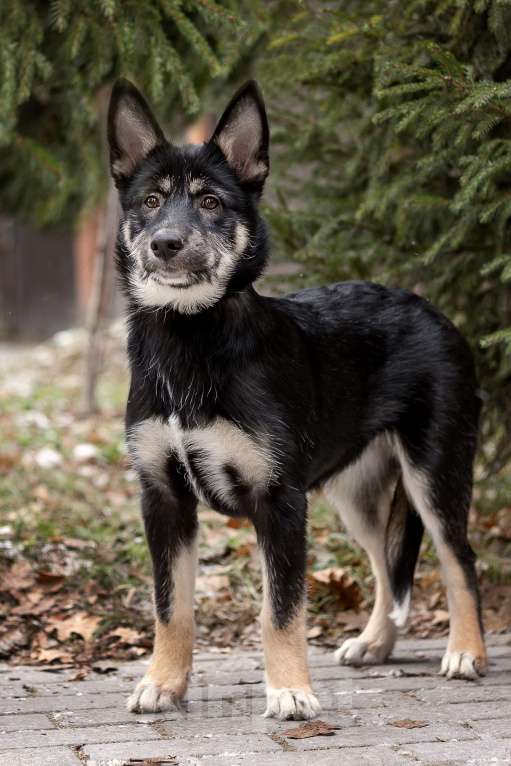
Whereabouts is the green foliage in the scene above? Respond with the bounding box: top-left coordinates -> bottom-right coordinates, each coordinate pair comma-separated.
259,0 -> 511,482
0,0 -> 260,225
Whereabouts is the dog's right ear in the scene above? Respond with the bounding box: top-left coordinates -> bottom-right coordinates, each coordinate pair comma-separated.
108,79 -> 165,183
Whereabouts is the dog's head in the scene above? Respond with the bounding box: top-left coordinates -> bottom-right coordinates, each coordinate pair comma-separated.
108,79 -> 270,314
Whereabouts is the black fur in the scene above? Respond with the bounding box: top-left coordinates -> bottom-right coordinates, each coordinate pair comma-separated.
109,79 -> 482,637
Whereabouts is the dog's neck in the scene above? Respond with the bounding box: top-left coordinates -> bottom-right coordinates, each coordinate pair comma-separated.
127,286 -> 267,422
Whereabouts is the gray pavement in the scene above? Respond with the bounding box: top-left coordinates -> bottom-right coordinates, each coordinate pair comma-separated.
1,634 -> 510,765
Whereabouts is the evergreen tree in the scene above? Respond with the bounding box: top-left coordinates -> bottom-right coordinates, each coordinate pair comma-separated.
260,0 -> 511,487
0,0 -> 262,225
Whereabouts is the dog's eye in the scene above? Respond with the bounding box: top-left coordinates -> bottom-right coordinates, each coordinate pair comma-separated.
144,195 -> 160,209
201,195 -> 219,211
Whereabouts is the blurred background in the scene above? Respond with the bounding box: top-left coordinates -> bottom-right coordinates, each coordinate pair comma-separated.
1,0 -> 510,668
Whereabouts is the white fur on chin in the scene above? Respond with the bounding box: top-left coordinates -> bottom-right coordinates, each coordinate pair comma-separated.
131,273 -> 228,314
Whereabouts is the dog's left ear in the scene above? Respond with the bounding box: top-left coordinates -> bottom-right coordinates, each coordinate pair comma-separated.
210,80 -> 269,191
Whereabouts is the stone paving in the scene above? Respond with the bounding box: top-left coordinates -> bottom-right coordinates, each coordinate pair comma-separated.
1,634 -> 510,765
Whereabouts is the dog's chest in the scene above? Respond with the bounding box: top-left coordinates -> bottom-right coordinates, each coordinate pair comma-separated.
128,415 -> 274,510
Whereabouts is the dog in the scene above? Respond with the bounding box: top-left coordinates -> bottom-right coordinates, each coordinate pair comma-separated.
107,78 -> 487,720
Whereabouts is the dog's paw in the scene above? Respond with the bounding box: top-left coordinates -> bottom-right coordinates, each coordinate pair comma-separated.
127,678 -> 186,713
334,636 -> 392,666
263,687 -> 321,721
440,651 -> 487,680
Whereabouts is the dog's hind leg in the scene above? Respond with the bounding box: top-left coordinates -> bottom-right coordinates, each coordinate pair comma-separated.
396,436 -> 487,679
255,486 -> 321,721
325,435 -> 422,666
127,460 -> 198,713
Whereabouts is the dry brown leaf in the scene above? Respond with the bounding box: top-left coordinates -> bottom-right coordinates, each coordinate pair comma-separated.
390,719 -> 428,729
416,571 -> 442,589
50,536 -> 94,550
11,595 -> 56,617
36,570 -> 66,592
309,567 -> 362,609
34,647 -> 73,664
0,626 -> 28,657
491,508 -> 511,540
49,612 -> 101,642
0,449 -> 20,471
432,609 -> 449,625
282,720 -> 339,739
226,517 -> 250,529
110,626 -> 145,645
122,587 -> 136,608
336,609 -> 369,631
70,667 -> 91,681
196,574 -> 230,593
231,543 -> 253,558
3,560 -> 35,592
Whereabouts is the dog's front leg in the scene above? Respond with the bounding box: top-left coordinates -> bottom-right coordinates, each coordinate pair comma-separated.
128,477 -> 198,713
255,488 -> 321,720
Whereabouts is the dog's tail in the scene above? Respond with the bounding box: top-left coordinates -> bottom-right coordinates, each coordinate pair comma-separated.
386,475 -> 424,627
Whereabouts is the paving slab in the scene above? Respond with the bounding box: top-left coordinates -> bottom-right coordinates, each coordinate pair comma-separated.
0,634 -> 509,765
0,747 -> 81,765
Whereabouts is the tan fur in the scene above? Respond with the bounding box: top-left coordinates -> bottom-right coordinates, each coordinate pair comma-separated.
359,550 -> 398,652
394,438 -> 487,674
145,616 -> 194,697
437,543 -> 487,669
260,561 -> 311,691
188,177 -> 205,194
137,541 -> 197,701
323,440 -> 399,663
262,601 -> 312,691
158,176 -> 172,194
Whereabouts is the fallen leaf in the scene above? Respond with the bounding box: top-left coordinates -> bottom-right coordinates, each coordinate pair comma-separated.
226,517 -> 250,529
309,567 -> 362,609
336,609 -> 369,631
50,536 -> 94,550
0,449 -> 19,471
34,647 -> 73,664
11,595 -> 56,617
0,626 -> 28,657
36,571 -> 66,591
432,609 -> 449,625
70,667 -> 91,681
195,575 -> 230,593
49,612 -> 101,643
230,543 -> 252,559
110,626 -> 145,645
282,720 -> 339,739
3,560 -> 35,592
390,719 -> 428,729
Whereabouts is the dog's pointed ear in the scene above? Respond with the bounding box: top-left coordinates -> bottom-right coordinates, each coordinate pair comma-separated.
108,79 -> 165,182
210,80 -> 269,190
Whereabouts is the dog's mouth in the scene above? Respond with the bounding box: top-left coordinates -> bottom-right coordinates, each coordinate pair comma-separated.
142,267 -> 209,290
139,248 -> 214,289
149,272 -> 193,288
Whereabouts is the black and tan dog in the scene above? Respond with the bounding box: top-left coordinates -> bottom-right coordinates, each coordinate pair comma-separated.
107,78 -> 487,720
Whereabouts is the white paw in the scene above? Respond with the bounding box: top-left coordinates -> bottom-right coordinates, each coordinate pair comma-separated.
264,687 -> 321,720
127,679 -> 185,713
334,636 -> 392,666
440,651 -> 486,680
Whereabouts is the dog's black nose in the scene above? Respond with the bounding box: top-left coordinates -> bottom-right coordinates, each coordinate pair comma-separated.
150,233 -> 184,259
